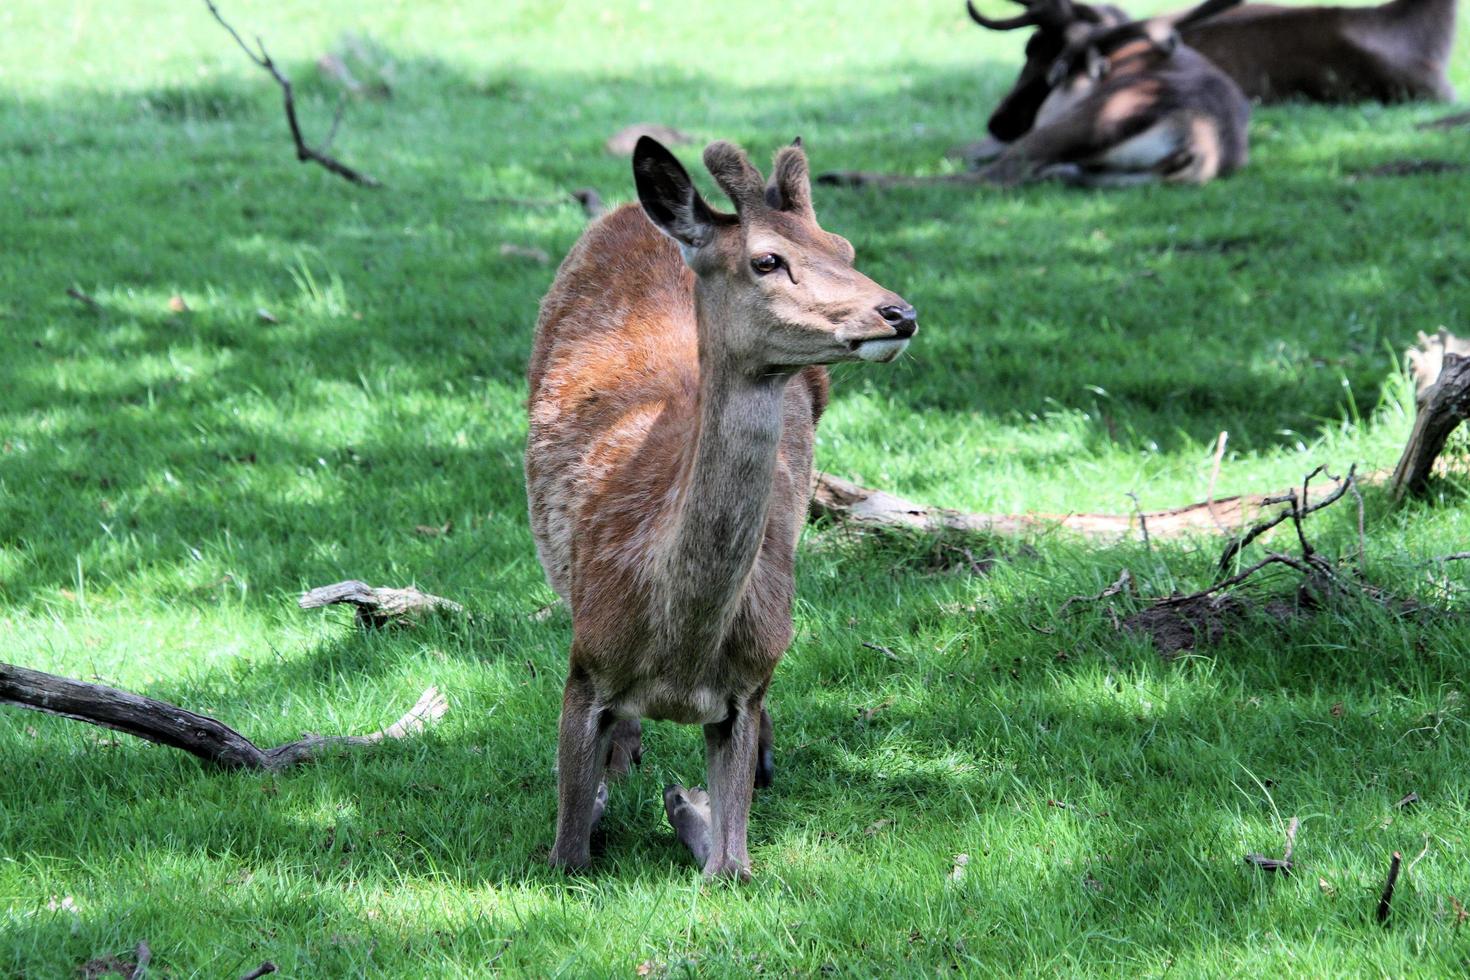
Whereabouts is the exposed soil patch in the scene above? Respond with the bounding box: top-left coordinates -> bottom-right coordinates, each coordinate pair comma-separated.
1121,593 -> 1297,658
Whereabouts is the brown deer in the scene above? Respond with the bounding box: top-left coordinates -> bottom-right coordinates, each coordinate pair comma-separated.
525,136 -> 916,878
818,0 -> 1247,188
972,0 -> 1251,185
970,0 -> 1457,147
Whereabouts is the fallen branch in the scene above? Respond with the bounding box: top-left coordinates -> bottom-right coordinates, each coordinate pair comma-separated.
0,662 -> 445,771
811,472 -> 1352,543
203,0 -> 381,187
240,963 -> 278,980
1391,330 -> 1470,500
299,580 -> 463,628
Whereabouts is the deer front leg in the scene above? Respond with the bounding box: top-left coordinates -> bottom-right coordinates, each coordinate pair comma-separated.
548,668 -> 613,871
703,701 -> 763,879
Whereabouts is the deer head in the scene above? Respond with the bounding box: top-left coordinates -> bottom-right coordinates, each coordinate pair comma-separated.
633,137 -> 917,372
968,0 -> 1131,140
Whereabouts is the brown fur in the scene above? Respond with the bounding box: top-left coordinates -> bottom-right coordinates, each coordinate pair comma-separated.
1181,0 -> 1458,103
527,139 -> 912,878
980,29 -> 1250,186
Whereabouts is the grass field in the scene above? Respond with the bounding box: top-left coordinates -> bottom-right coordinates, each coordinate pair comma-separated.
3,0 -> 1470,975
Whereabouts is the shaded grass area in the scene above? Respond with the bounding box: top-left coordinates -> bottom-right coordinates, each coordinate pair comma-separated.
2,0 -> 1470,974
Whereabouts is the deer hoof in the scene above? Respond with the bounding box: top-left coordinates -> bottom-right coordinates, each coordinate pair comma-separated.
547,845 -> 592,872
663,784 -> 713,867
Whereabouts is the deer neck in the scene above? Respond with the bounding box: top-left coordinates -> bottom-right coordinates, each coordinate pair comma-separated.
659,295 -> 790,647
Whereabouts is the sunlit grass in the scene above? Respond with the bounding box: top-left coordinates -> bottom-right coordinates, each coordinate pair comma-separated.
2,0 -> 1470,975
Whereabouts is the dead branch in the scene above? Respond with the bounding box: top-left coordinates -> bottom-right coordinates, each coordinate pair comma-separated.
1057,568 -> 1134,617
1395,791 -> 1420,809
1377,850 -> 1403,924
811,472 -> 1357,544
66,286 -> 102,310
203,0 -> 381,187
298,580 -> 463,628
0,661 -> 445,771
240,963 -> 278,980
1392,330 -> 1470,499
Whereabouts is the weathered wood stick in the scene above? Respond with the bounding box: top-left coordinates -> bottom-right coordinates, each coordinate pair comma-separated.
0,661 -> 445,771
811,472 -> 1350,542
299,580 -> 463,627
1391,330 -> 1470,500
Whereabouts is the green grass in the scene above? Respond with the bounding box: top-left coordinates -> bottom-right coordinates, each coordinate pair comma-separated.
3,0 -> 1470,974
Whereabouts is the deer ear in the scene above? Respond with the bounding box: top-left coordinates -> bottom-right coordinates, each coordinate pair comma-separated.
633,136 -> 719,252
765,139 -> 813,215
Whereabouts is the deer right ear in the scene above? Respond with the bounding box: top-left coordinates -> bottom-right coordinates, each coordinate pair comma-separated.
633,136 -> 719,254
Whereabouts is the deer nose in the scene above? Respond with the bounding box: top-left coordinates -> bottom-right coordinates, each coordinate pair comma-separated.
878,303 -> 918,339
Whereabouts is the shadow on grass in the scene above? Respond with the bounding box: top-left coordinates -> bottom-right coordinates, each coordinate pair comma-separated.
3,47 -> 1470,972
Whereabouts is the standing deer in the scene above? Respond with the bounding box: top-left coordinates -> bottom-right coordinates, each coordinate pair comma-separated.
969,0 -> 1457,147
525,137 -> 917,878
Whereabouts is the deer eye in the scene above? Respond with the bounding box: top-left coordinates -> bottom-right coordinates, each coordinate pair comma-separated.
750,253 -> 783,275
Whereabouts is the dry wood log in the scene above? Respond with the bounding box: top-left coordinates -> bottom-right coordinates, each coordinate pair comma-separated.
1391,330 -> 1470,500
810,472 -> 1346,543
298,580 -> 463,627
0,661 -> 445,771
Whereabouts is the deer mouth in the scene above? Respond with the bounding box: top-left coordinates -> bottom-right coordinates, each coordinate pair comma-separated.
850,337 -> 911,363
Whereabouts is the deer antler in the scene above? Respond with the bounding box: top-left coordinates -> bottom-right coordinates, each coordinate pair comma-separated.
966,0 -> 1074,31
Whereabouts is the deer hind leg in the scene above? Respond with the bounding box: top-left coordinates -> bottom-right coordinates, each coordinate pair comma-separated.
605,717 -> 643,779
549,668 -> 615,871
754,704 -> 774,789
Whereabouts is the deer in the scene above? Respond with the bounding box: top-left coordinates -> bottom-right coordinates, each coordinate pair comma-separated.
525,136 -> 917,879
817,0 -> 1248,189
970,0 -> 1252,186
968,0 -> 1457,151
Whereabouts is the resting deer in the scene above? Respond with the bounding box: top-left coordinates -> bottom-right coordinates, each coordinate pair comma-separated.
525,137 -> 917,878
970,0 -> 1456,148
819,0 -> 1246,188
971,0 -> 1251,185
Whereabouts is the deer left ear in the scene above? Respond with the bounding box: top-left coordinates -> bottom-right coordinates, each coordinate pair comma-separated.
765,139 -> 813,215
633,136 -> 721,253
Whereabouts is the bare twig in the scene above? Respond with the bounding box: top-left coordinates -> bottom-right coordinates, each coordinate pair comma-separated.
1395,791 -> 1421,809
1245,815 -> 1298,874
1439,553 -> 1470,563
861,641 -> 904,663
1057,568 -> 1133,617
66,286 -> 101,310
203,0 -> 381,187
1218,466 -> 1355,573
1377,851 -> 1403,924
1407,835 -> 1431,876
240,963 -> 278,980
1126,491 -> 1151,554
1206,430 -> 1229,531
